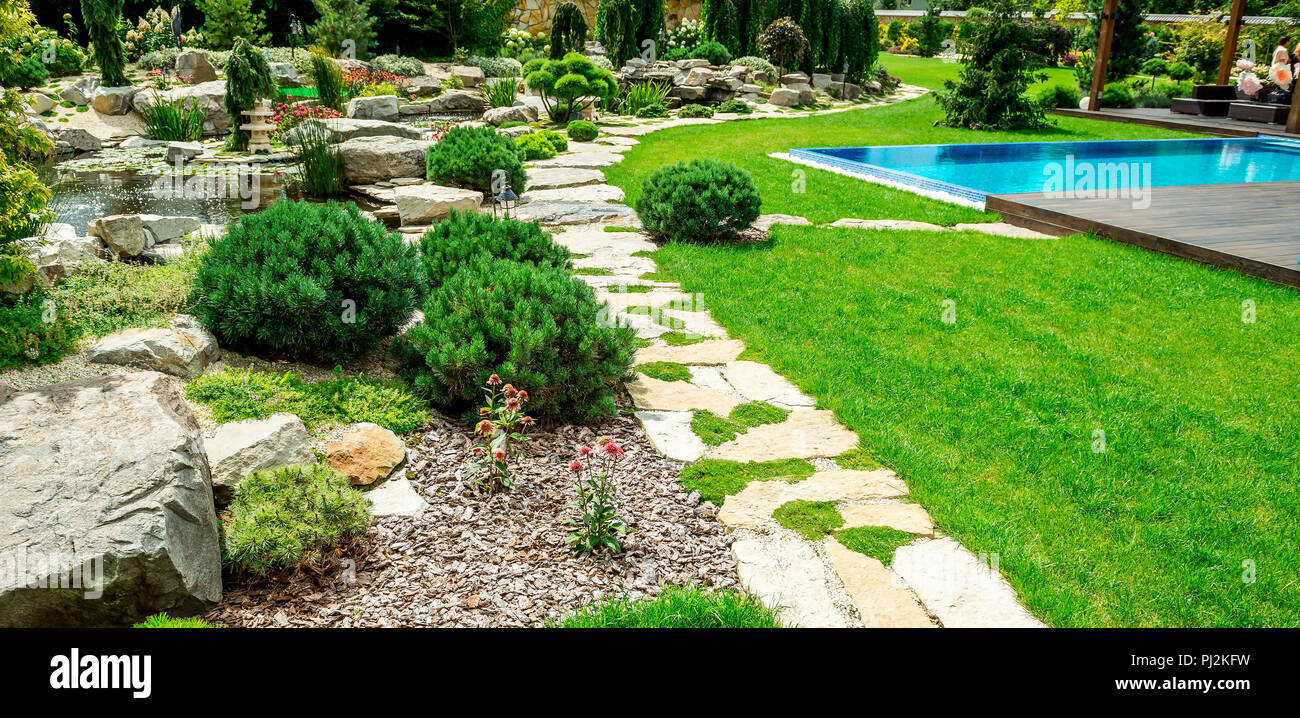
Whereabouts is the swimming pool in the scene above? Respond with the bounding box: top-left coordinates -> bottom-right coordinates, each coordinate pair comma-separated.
787,137 -> 1300,207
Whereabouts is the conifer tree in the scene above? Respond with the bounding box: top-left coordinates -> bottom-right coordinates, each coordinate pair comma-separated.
198,0 -> 267,50
310,0 -> 377,59
223,38 -> 276,151
80,0 -> 127,86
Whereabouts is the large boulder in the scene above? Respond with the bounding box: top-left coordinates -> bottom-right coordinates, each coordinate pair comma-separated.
0,373 -> 222,627
131,81 -> 230,135
206,414 -> 315,504
482,104 -> 537,126
340,135 -> 434,184
86,314 -> 219,379
269,62 -> 304,88
90,86 -> 139,115
140,214 -> 202,244
59,76 -> 99,106
394,184 -> 484,225
406,75 -> 442,97
326,423 -> 407,485
427,89 -> 487,113
768,88 -> 801,107
88,214 -> 148,257
24,92 -> 55,114
175,49 -> 218,83
53,127 -> 102,153
450,65 -> 486,88
283,117 -> 423,144
347,95 -> 400,122
23,236 -> 102,288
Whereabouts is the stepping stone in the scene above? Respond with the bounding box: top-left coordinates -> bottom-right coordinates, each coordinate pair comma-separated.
636,339 -> 744,365
552,225 -> 657,255
688,365 -> 735,395
626,375 -> 741,414
528,152 -> 624,169
366,477 -> 426,518
952,222 -> 1057,239
634,410 -> 705,461
827,218 -> 947,231
572,253 -> 655,274
824,541 -> 935,628
524,184 -> 625,203
840,503 -> 934,536
525,167 -> 605,190
891,538 -> 1046,628
732,536 -> 848,627
659,308 -> 729,338
709,409 -> 859,462
595,289 -> 693,310
566,141 -> 631,153
720,361 -> 815,408
511,200 -> 636,225
594,136 -> 639,146
752,214 -> 812,232
718,468 -> 909,531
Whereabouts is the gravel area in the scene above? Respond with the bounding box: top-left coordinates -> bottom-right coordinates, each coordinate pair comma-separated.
205,409 -> 738,627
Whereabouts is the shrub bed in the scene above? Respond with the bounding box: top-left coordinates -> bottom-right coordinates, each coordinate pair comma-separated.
634,159 -> 762,243
426,125 -> 527,194
191,200 -> 423,362
417,210 -> 570,289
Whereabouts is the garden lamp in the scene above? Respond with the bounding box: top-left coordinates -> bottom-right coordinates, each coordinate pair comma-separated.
290,15 -> 302,59
842,61 -> 849,101
493,183 -> 519,219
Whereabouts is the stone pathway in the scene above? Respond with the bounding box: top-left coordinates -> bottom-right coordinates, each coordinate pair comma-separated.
515,91 -> 1047,628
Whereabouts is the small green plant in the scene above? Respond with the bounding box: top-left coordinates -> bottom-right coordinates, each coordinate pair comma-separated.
139,94 -> 208,142
635,159 -> 761,243
191,200 -> 423,361
516,132 -> 559,160
481,77 -> 520,107
635,102 -> 669,118
1101,81 -> 1135,109
310,49 -> 346,112
660,330 -> 710,346
638,360 -> 692,382
221,463 -> 372,576
469,376 -> 534,492
0,291 -> 76,369
185,367 -> 429,434
834,447 -> 882,471
692,40 -> 732,66
567,119 -> 599,141
773,499 -> 844,540
565,439 -> 632,554
835,525 -> 915,565
426,125 -> 527,194
133,612 -> 219,628
290,116 -> 344,198
691,401 -> 789,445
552,585 -> 782,627
372,54 -> 425,76
678,458 -> 815,505
677,103 -> 714,118
417,210 -> 570,289
621,80 -> 672,116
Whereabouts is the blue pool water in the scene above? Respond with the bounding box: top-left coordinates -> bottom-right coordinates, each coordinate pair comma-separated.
789,137 -> 1300,205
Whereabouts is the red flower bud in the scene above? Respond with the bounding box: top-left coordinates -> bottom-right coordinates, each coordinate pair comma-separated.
570,461 -> 583,473
578,445 -> 593,457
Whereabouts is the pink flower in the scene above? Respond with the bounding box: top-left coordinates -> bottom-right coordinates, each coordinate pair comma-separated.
493,450 -> 507,462
505,397 -> 521,411
570,461 -> 584,473
521,415 -> 535,426
472,447 -> 485,456
518,390 -> 529,402
603,443 -> 625,458
475,419 -> 494,436
502,384 -> 516,396
578,445 -> 593,457
487,374 -> 502,386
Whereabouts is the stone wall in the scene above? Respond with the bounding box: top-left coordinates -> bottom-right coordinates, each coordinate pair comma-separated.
512,0 -> 704,36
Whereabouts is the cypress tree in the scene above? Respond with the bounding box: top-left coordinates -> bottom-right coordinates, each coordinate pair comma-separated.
80,0 -> 127,86
551,1 -> 590,59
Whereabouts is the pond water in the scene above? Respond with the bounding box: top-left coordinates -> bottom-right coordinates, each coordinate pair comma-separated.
52,168 -> 287,234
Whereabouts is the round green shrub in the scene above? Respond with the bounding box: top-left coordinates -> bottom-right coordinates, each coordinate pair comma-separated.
730,55 -> 777,79
677,103 -> 714,118
636,102 -> 669,118
418,210 -> 570,288
516,132 -> 558,160
567,119 -> 599,141
635,159 -> 762,243
398,256 -> 637,424
191,200 -> 424,362
426,125 -> 527,195
221,463 -> 372,576
718,98 -> 753,114
539,129 -> 568,152
693,40 -> 733,66
1101,81 -> 1135,108
467,55 -> 524,78
372,53 -> 425,77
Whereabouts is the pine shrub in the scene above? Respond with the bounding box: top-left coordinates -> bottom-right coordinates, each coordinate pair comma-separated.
677,103 -> 714,118
718,98 -> 752,113
310,0 -> 376,59
516,132 -> 558,160
197,0 -> 267,50
694,40 -> 732,66
936,0 -> 1049,130
426,125 -> 527,195
567,119 -> 599,141
191,200 -> 423,362
417,210 -> 570,289
221,463 -> 372,576
635,159 -> 761,243
398,256 -> 636,424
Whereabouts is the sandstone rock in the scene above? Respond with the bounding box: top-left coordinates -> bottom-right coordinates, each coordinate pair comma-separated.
91,86 -> 139,115
206,414 -> 315,503
811,73 -> 833,89
54,127 -> 102,153
752,214 -> 813,232
510,200 -> 636,225
340,136 -> 434,184
824,541 -> 935,628
527,151 -> 624,169
394,184 -> 483,225
720,360 -> 815,407
497,124 -> 532,138
828,218 -> 946,231
406,75 -> 442,96
483,104 -> 537,126
284,117 -> 423,144
366,478 -> 426,517
164,141 -> 203,164
59,76 -> 100,105
522,184 -> 624,203
347,95 -> 400,122
709,410 -> 859,462
717,469 -> 909,532
842,82 -> 863,101
677,86 -> 707,101
25,92 -> 55,114
25,236 -> 100,288
175,49 -> 218,83
780,72 -> 810,85
524,167 -> 606,190
634,410 -> 706,462
636,338 -> 744,366
88,214 -> 147,257
840,503 -> 935,536
683,67 -> 713,86
952,222 -> 1057,239
768,88 -> 800,106
427,89 -> 487,113
451,65 -> 486,88
626,375 -> 741,414
733,536 -> 847,627
892,538 -> 1046,628
86,314 -> 219,379
326,423 -> 407,485
0,373 -> 221,626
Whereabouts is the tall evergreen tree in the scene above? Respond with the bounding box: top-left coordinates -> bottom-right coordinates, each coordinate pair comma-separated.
551,1 -> 589,58
80,0 -> 127,86
310,0 -> 376,58
198,0 -> 268,50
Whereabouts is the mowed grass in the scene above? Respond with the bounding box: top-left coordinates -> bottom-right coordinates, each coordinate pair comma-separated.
603,97 -> 1194,227
878,52 -> 1079,92
649,225 -> 1300,627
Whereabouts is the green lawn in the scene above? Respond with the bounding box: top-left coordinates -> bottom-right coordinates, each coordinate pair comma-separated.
605,85 -> 1298,627
879,52 -> 1080,93
605,96 -> 1193,227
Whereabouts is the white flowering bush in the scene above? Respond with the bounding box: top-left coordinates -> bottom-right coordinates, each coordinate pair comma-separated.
660,18 -> 706,56
502,27 -> 549,61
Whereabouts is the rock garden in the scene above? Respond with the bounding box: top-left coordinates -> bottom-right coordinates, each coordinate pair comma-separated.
2,0 -> 1048,629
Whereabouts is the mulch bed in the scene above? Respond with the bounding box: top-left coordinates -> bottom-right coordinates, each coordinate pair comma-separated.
205,410 -> 738,627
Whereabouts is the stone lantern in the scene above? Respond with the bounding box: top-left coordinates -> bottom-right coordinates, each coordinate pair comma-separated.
241,100 -> 276,154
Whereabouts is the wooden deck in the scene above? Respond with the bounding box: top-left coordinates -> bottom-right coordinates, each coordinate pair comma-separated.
1053,107 -> 1300,139
986,182 -> 1300,288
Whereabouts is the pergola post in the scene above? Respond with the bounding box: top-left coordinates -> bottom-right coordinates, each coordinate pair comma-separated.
1217,0 -> 1248,85
1088,0 -> 1120,112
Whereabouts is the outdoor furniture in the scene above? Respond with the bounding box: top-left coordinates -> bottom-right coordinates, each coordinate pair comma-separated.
1171,84 -> 1236,117
1228,101 -> 1291,124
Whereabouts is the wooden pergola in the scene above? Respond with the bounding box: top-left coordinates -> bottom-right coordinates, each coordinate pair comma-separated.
1086,0 -> 1300,132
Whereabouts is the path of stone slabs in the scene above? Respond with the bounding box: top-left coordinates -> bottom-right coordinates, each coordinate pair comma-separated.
528,107 -> 1047,628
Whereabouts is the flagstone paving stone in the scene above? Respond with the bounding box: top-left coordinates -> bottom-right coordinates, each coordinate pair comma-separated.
892,538 -> 1047,628
627,375 -> 742,415
512,200 -> 636,225
719,360 -> 816,408
828,218 -> 947,231
752,213 -> 813,232
839,502 -> 935,536
528,152 -> 625,169
732,535 -> 849,628
952,222 -> 1057,239
718,468 -> 910,532
708,409 -> 860,462
635,339 -> 745,365
633,410 -> 706,461
525,167 -> 607,190
687,365 -> 736,395
523,184 -> 625,203
824,541 -> 936,628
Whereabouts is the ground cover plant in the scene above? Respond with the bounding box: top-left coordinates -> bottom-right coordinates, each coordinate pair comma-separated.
691,401 -> 789,446
836,525 -> 915,564
551,584 -> 782,627
773,499 -> 844,540
678,457 -> 815,505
